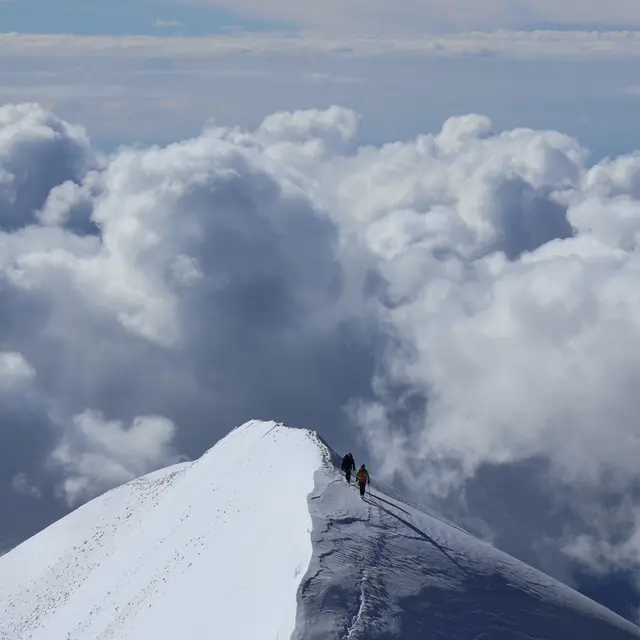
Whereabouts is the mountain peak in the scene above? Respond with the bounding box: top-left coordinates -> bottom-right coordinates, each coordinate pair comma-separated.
1,419 -> 638,639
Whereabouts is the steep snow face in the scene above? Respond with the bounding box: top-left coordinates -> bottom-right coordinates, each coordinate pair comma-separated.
0,420 -> 321,640
1,420 -> 639,640
294,446 -> 640,639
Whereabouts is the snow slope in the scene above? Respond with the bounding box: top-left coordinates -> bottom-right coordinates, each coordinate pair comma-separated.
1,419 -> 639,640
0,421 -> 320,640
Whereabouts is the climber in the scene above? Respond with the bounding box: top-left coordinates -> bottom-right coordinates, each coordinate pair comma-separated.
341,452 -> 356,483
355,464 -> 370,497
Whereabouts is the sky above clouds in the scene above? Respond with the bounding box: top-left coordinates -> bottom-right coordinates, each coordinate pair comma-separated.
4,0 -> 640,626
2,0 -> 640,35
0,0 -> 296,35
195,0 -> 640,32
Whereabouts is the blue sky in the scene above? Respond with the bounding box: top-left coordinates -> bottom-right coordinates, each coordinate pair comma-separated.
3,0 -> 640,36
0,0 -> 297,35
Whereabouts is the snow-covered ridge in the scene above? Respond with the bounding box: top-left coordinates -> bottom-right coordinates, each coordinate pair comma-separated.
296,435 -> 640,639
0,419 -> 638,639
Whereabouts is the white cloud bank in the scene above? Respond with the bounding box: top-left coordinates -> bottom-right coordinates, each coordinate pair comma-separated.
3,100 -> 640,588
3,31 -> 640,60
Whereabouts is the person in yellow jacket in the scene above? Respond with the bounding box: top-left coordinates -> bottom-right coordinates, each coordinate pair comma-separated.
355,464 -> 370,497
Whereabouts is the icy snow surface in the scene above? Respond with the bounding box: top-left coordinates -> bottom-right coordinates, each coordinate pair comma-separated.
1,419 -> 639,639
294,444 -> 640,639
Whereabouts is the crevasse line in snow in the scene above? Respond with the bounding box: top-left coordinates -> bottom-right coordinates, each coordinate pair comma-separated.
345,569 -> 369,640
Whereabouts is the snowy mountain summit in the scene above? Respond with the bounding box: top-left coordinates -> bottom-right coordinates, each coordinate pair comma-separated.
1,420 -> 639,639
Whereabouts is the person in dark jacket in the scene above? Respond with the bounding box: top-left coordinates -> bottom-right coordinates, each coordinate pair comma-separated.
355,464 -> 370,497
341,452 -> 356,483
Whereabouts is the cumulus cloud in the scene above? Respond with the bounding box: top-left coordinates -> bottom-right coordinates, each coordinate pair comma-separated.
49,411 -> 182,506
0,103 -> 95,231
327,113 -> 640,587
258,105 -> 359,149
0,100 -> 368,526
4,99 -> 640,613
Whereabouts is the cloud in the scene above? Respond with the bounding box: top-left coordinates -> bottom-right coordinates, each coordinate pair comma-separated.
3,31 -> 640,60
258,105 -> 359,147
154,18 -> 185,29
197,0 -> 640,32
0,101 -> 372,529
326,114 -> 640,590
0,103 -> 96,231
0,352 -> 35,387
49,410 -> 182,506
11,472 -> 41,499
4,99 -> 640,614
338,123 -> 630,474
